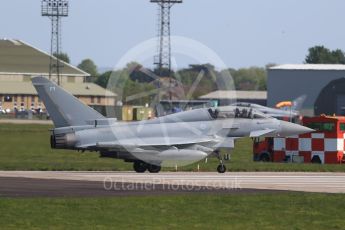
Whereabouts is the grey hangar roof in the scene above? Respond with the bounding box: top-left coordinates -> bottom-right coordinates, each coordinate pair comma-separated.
270,64 -> 345,71
199,90 -> 267,100
0,39 -> 89,76
0,81 -> 116,97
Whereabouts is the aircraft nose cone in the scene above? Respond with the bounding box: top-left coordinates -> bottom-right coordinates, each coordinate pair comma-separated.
279,121 -> 314,137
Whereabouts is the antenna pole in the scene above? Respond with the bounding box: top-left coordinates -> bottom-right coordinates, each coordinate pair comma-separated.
150,0 -> 182,103
41,0 -> 69,85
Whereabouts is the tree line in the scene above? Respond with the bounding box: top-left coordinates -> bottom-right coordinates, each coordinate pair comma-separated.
54,44 -> 345,103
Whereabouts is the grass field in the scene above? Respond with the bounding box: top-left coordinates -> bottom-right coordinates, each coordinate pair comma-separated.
1,124 -> 345,230
1,123 -> 345,172
0,193 -> 344,229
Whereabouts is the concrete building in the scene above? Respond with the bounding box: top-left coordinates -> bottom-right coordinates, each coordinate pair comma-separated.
268,64 -> 345,116
0,39 -> 116,113
199,90 -> 267,106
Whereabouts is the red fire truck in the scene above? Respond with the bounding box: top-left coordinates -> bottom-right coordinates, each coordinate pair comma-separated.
253,115 -> 345,164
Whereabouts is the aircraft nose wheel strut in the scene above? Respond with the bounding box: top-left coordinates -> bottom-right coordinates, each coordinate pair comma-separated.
215,150 -> 227,173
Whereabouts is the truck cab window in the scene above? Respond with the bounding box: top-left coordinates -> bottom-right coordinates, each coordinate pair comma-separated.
307,122 -> 335,132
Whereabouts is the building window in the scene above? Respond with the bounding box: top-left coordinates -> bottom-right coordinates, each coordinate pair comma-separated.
97,97 -> 101,104
4,95 -> 12,102
14,96 -> 17,102
91,96 -> 95,104
21,95 -> 25,102
31,96 -> 35,103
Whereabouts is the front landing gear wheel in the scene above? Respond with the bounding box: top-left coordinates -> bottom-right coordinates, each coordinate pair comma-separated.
217,164 -> 226,173
133,161 -> 147,173
214,150 -> 227,173
148,164 -> 161,173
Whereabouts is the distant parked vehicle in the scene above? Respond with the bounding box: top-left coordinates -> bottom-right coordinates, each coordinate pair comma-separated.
0,108 -> 11,114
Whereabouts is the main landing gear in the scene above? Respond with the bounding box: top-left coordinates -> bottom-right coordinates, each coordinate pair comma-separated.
215,150 -> 227,173
133,161 -> 161,173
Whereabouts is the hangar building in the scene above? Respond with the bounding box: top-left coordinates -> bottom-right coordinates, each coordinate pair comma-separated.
0,39 -> 116,113
268,64 -> 345,116
199,90 -> 267,106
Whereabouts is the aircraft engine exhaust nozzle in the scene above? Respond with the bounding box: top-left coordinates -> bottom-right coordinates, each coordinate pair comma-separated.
51,133 -> 77,149
278,121 -> 314,137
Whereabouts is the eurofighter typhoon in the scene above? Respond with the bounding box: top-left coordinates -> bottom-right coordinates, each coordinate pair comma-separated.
32,77 -> 313,173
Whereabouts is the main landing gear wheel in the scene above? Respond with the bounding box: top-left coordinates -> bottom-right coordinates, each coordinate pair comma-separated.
148,164 -> 161,173
133,161 -> 162,173
133,161 -> 147,173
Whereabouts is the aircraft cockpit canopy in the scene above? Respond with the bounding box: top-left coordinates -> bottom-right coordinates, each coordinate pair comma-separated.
232,102 -> 264,110
232,102 -> 251,107
208,107 -> 268,120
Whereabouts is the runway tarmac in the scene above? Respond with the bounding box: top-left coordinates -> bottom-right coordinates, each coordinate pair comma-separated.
0,171 -> 345,197
0,177 -> 279,198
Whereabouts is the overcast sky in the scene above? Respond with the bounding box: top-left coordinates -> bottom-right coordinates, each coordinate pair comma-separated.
0,0 -> 344,70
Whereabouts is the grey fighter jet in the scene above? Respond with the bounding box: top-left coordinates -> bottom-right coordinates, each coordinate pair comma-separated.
232,102 -> 297,119
32,77 -> 313,173
232,96 -> 306,119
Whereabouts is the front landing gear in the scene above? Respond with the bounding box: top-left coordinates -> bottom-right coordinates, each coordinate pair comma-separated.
217,164 -> 226,173
133,161 -> 161,173
215,150 -> 227,173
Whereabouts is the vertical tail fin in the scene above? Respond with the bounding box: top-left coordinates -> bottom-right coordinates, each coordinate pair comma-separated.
32,76 -> 105,127
292,95 -> 307,111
